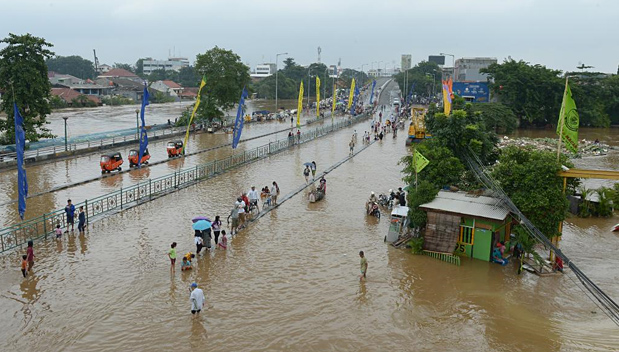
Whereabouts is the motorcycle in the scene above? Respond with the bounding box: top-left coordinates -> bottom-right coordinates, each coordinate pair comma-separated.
378,194 -> 393,209
366,201 -> 381,219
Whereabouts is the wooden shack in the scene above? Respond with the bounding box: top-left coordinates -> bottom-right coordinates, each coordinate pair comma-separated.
419,191 -> 512,262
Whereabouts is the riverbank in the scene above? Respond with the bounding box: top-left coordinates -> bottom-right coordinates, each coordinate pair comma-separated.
500,136 -> 615,157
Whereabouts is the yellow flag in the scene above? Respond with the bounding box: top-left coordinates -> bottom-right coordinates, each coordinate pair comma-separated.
316,76 -> 321,118
183,75 -> 206,153
297,81 -> 304,128
347,78 -> 355,110
331,84 -> 337,121
413,149 -> 429,173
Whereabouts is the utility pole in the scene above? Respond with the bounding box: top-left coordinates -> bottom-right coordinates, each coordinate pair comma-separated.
275,52 -> 288,114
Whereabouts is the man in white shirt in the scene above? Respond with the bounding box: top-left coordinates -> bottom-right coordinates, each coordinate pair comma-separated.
235,197 -> 246,227
248,186 -> 260,212
190,282 -> 205,315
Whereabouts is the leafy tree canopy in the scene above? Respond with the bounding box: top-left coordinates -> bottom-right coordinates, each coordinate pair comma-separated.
114,62 -> 134,72
194,46 -> 251,122
394,61 -> 441,98
46,55 -> 95,79
0,33 -> 55,143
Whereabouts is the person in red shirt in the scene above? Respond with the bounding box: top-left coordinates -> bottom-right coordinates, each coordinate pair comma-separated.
242,192 -> 250,219
26,241 -> 35,271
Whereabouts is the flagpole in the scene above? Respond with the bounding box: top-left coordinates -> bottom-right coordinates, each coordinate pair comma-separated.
556,76 -> 569,161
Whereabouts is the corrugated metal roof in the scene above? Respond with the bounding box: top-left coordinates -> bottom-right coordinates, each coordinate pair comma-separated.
419,191 -> 510,221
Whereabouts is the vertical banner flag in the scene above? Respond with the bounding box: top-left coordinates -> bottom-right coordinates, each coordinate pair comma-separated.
232,87 -> 249,149
347,78 -> 356,111
14,103 -> 28,220
331,85 -> 337,119
351,86 -> 360,115
183,75 -> 206,153
316,76 -> 321,118
442,79 -> 452,115
297,81 -> 304,128
413,149 -> 429,173
407,83 -> 415,103
369,80 -> 376,105
137,84 -> 150,167
556,81 -> 579,153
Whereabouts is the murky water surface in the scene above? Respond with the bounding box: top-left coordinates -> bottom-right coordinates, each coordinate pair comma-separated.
1,81 -> 618,351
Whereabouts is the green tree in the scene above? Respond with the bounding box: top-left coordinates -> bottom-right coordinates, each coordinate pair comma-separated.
71,95 -> 97,107
394,61 -> 441,98
482,58 -> 564,126
401,140 -> 465,189
0,33 -> 55,143
135,58 -> 145,77
406,180 -> 439,229
148,69 -> 178,82
492,146 -> 575,238
46,55 -> 95,79
194,46 -> 250,122
178,66 -> 200,87
472,102 -> 518,134
114,62 -> 134,72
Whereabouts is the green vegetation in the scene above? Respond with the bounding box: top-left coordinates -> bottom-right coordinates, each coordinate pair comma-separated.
408,237 -> 425,254
578,186 -> 615,218
146,66 -> 200,87
482,58 -> 619,127
251,58 -> 367,100
393,61 -> 441,98
149,90 -> 175,104
49,95 -> 68,109
113,63 -> 134,73
71,95 -> 97,107
0,33 -> 55,143
193,46 -> 250,123
46,55 -> 96,79
405,180 -> 439,229
492,146 -> 576,238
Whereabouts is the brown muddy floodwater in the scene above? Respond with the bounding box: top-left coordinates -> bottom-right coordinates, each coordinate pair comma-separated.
1,85 -> 619,351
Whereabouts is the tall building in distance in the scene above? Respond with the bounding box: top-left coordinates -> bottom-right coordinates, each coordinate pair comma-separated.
250,63 -> 277,78
142,57 -> 190,75
454,57 -> 497,82
401,55 -> 412,71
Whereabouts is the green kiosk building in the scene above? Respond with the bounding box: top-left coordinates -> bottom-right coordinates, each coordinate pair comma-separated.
419,191 -> 513,262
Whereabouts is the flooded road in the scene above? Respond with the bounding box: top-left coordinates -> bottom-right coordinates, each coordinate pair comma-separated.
1,82 -> 619,351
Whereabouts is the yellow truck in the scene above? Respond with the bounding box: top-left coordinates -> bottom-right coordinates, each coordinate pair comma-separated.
406,107 -> 432,145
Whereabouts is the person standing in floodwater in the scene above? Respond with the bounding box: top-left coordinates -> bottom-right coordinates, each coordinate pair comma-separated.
310,161 -> 317,180
212,216 -> 222,245
190,283 -> 205,316
26,240 -> 35,271
359,251 -> 368,281
65,199 -> 76,233
168,242 -> 177,271
303,166 -> 311,184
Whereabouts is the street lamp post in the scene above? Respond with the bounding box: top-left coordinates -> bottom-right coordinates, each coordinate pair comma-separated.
275,52 -> 288,113
63,116 -> 68,151
135,109 -> 140,139
440,52 -> 455,79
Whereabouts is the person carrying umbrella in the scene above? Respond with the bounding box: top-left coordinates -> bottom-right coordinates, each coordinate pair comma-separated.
192,219 -> 212,251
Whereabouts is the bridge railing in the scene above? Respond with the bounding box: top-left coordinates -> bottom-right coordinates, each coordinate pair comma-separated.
0,114 -> 365,253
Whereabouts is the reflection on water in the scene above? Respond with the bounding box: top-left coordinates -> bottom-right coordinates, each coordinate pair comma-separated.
0,81 -> 618,351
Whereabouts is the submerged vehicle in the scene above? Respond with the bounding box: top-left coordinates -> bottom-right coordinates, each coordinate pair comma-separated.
100,152 -> 123,173
128,148 -> 150,167
167,140 -> 184,158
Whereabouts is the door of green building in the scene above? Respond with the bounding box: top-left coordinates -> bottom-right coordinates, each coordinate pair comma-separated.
472,228 -> 492,261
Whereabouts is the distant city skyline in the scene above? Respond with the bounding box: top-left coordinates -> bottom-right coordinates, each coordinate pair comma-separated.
3,0 -> 618,74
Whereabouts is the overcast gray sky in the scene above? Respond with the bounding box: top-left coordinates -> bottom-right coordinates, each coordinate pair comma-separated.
2,0 -> 618,73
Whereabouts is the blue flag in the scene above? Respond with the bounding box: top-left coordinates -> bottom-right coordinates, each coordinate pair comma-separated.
407,83 -> 415,103
14,103 -> 28,220
232,87 -> 249,149
138,84 -> 150,167
369,80 -> 377,105
350,86 -> 360,115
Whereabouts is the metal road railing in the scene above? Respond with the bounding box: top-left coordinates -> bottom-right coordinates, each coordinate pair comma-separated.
0,126 -> 185,163
0,113 -> 369,253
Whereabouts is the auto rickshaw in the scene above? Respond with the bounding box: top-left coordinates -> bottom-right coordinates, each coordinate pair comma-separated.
167,140 -> 184,158
128,148 -> 150,167
100,152 -> 124,174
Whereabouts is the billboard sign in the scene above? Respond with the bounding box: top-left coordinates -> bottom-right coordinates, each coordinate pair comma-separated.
428,55 -> 445,65
452,82 -> 490,103
401,54 -> 412,71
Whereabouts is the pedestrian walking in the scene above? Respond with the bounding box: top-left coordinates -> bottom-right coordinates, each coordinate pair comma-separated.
228,205 -> 240,235
77,206 -> 86,233
235,197 -> 246,228
168,242 -> 177,271
189,283 -> 205,315
195,234 -> 204,254
359,251 -> 368,281
212,216 -> 222,245
26,240 -> 35,271
55,224 -> 62,240
296,129 -> 301,143
65,199 -> 75,232
271,181 -> 280,205
21,254 -> 28,278
303,166 -> 311,184
311,161 -> 317,179
349,139 -> 355,156
218,230 -> 228,250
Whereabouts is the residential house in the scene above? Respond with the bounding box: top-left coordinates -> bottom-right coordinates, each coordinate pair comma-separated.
48,71 -> 83,87
142,57 -> 190,75
97,77 -> 145,102
419,191 -> 513,262
150,80 -> 184,97
51,88 -> 101,106
97,68 -> 142,83
96,64 -> 112,74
